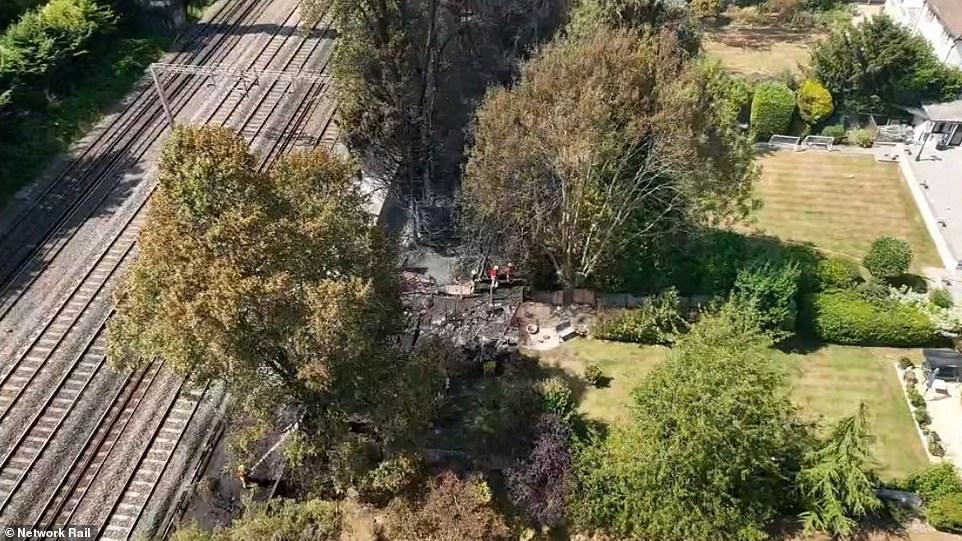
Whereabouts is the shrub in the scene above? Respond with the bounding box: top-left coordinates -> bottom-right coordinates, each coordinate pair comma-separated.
863,237 -> 912,279
538,377 -> 573,418
909,463 -> 962,502
751,81 -> 796,139
763,0 -> 804,23
732,258 -> 801,337
850,128 -> 875,148
0,0 -> 116,109
929,432 -> 946,457
857,279 -> 891,306
907,386 -> 925,408
482,360 -> 497,376
915,408 -> 931,427
905,370 -> 919,386
928,493 -> 962,533
796,79 -> 834,126
690,0 -> 723,17
800,290 -> 942,346
360,455 -> 421,503
592,288 -> 686,344
820,124 -> 846,143
898,356 -> 916,370
584,364 -> 606,387
816,257 -> 861,290
384,472 -> 511,541
507,415 -> 572,527
726,5 -> 769,25
931,288 -> 954,309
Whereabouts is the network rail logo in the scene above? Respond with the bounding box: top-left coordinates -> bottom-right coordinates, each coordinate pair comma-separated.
1,526 -> 95,540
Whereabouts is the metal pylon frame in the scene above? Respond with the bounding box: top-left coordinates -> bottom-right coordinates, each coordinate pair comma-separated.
148,62 -> 331,128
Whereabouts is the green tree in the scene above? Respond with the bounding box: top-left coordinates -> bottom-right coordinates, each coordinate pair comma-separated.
170,499 -> 341,540
570,303 -> 806,540
0,0 -> 116,111
798,404 -> 881,536
862,236 -> 912,279
796,79 -> 834,127
810,15 -> 962,110
462,29 -> 756,303
109,126 -> 426,455
304,0 -> 564,240
750,81 -> 795,139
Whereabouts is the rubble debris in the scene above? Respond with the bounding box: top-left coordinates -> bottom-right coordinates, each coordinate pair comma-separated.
405,286 -> 523,349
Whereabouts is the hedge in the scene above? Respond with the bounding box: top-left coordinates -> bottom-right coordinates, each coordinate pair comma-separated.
0,0 -> 116,111
750,81 -> 796,139
799,290 -> 942,346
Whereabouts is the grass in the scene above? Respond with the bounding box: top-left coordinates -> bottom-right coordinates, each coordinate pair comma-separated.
751,150 -> 942,272
704,25 -> 822,78
0,37 -> 164,206
775,343 -> 930,480
538,340 -> 667,425
538,338 -> 930,480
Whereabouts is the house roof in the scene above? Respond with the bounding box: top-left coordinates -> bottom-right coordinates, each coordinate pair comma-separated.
928,0 -> 962,39
922,100 -> 962,121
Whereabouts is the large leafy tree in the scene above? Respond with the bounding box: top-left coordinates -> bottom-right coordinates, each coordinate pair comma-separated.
798,403 -> 881,537
461,28 -> 756,303
109,126 -> 420,450
304,0 -> 564,239
569,303 -> 806,540
810,15 -> 962,110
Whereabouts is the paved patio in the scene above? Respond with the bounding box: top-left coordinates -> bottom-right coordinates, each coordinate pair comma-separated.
892,140 -> 962,295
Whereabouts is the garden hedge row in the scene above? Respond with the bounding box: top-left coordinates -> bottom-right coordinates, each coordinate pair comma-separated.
800,290 -> 942,346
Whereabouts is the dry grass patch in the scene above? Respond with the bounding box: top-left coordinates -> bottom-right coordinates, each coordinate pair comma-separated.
703,25 -> 821,78
751,150 -> 941,271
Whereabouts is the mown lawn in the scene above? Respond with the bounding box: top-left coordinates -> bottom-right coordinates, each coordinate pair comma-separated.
538,339 -> 668,425
775,343 -> 930,480
751,150 -> 941,271
703,25 -> 821,78
538,338 -> 930,480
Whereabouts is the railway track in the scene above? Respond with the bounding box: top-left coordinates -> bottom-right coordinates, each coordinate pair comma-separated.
0,324 -> 111,516
0,0 -> 274,317
97,381 -> 207,541
0,206 -> 143,430
31,362 -> 163,530
0,1 -> 341,536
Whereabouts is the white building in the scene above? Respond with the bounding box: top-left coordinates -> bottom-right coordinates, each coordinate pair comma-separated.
885,0 -> 962,68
